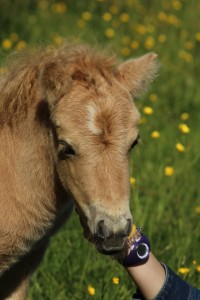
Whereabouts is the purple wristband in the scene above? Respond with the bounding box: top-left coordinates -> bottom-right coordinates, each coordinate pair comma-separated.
123,233 -> 151,267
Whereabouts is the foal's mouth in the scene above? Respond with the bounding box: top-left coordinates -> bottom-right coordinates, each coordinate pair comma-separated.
95,238 -> 129,263
80,221 -> 128,258
75,208 -> 130,259
94,232 -> 127,253
96,243 -> 125,258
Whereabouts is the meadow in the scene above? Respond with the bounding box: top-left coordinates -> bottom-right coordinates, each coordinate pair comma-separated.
0,0 -> 200,299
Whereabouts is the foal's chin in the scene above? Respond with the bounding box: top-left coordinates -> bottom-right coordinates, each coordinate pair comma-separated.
83,228 -> 128,261
96,243 -> 124,256
93,241 -> 128,265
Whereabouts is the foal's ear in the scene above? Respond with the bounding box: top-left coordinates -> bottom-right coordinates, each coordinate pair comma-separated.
116,53 -> 159,97
40,61 -> 71,109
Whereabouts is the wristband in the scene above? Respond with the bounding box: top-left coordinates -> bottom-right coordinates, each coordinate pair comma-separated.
123,226 -> 151,267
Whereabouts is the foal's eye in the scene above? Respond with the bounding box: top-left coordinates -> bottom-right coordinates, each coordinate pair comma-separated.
129,134 -> 140,152
58,140 -> 76,160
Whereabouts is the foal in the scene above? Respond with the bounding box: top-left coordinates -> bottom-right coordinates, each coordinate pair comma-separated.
0,44 -> 158,299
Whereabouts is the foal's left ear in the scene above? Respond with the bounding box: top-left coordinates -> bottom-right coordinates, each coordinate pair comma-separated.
40,61 -> 71,109
116,53 -> 159,97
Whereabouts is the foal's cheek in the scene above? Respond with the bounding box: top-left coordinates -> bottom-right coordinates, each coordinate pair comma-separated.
57,160 -> 71,186
57,160 -> 79,191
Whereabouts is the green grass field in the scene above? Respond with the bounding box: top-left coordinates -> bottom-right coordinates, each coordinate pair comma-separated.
0,0 -> 200,299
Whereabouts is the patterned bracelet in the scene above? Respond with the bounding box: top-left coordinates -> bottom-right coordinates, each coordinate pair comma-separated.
123,225 -> 151,267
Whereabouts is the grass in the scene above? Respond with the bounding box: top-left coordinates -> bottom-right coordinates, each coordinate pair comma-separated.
0,0 -> 200,299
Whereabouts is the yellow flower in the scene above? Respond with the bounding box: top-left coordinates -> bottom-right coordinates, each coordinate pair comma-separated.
151,131 -> 160,139
157,11 -> 168,22
53,35 -> 62,45
144,37 -> 155,50
185,41 -> 194,50
175,143 -> 185,152
164,166 -> 174,176
180,113 -> 189,121
149,94 -> 158,102
192,260 -> 197,265
178,50 -> 193,63
15,40 -> 27,50
178,267 -> 190,275
195,206 -> 200,213
137,24 -> 146,35
158,34 -> 167,43
87,285 -> 95,296
109,5 -> 119,14
77,19 -> 86,28
10,33 -> 18,42
167,14 -> 181,27
196,265 -> 200,272
143,106 -> 153,115
2,38 -> 12,50
130,40 -> 139,49
178,123 -> 190,134
196,32 -> 200,42
121,47 -> 131,57
130,177 -> 136,185
102,12 -> 112,22
82,11 -> 92,21
58,2 -> 67,13
119,13 -> 130,23
112,277 -> 119,284
139,117 -> 147,125
51,2 -> 67,14
105,28 -> 115,38
172,0 -> 182,10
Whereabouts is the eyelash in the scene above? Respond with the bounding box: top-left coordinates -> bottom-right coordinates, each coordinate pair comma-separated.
129,134 -> 140,151
58,140 -> 76,160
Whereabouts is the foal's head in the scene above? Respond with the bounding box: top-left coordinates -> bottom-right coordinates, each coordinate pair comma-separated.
40,45 -> 158,255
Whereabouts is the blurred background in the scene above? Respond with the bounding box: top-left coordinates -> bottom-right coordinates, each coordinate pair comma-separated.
0,0 -> 200,299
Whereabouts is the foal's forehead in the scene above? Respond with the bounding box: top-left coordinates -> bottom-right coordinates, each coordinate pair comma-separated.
57,79 -> 139,126
54,72 -> 140,145
86,100 -> 140,139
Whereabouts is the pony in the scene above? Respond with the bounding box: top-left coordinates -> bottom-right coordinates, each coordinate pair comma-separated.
0,44 -> 158,299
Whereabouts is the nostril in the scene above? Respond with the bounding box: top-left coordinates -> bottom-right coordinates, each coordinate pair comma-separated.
96,220 -> 108,242
96,219 -> 132,242
96,232 -> 105,242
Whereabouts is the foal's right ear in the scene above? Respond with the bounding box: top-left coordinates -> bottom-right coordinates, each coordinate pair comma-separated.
40,61 -> 71,109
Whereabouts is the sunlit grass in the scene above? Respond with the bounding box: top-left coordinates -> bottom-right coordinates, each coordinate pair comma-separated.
0,0 -> 200,299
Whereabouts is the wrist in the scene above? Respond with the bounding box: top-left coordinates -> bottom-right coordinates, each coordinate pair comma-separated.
123,226 -> 151,267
